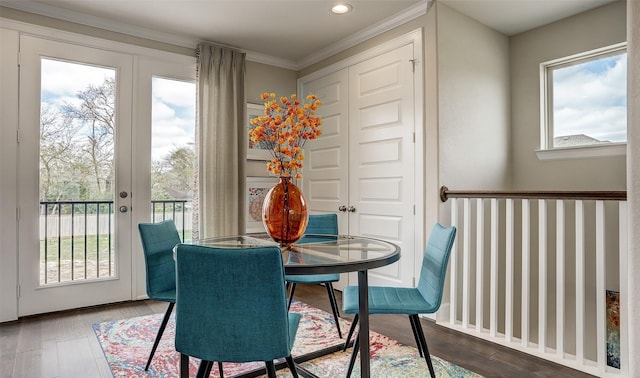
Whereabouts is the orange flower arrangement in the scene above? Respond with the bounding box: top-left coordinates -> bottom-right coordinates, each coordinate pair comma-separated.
249,92 -> 322,179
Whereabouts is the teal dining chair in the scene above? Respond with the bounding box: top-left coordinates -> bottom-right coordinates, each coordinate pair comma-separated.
286,213 -> 342,338
174,244 -> 300,378
341,223 -> 457,378
137,219 -> 181,371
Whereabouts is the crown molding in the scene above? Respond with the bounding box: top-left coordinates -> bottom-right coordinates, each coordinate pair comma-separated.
1,0 -> 430,71
1,1 -> 198,48
296,0 -> 430,70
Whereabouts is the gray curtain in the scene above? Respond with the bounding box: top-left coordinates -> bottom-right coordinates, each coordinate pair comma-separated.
194,43 -> 246,238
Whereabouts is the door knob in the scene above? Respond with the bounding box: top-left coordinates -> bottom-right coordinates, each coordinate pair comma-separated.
348,206 -> 356,212
119,206 -> 128,213
338,205 -> 347,212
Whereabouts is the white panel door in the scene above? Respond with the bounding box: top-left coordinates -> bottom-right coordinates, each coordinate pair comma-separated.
301,68 -> 350,231
348,43 -> 416,288
301,69 -> 349,290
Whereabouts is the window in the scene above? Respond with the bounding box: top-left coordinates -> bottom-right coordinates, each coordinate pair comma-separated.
539,43 -> 627,159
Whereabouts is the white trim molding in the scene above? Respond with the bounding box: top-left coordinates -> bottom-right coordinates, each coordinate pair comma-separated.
536,143 -> 626,160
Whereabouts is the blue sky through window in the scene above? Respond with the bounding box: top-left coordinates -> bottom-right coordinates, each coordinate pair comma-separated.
151,77 -> 196,162
552,52 -> 627,144
40,59 -> 196,162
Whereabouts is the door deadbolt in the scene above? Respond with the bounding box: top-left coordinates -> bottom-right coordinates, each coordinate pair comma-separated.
119,191 -> 128,198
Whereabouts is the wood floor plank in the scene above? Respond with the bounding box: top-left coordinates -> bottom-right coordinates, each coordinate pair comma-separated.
57,337 -> 101,378
12,340 -> 58,378
0,353 -> 16,378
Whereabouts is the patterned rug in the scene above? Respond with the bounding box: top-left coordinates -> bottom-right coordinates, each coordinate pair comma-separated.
93,301 -> 482,377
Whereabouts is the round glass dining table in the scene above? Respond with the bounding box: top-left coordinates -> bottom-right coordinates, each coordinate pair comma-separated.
185,233 -> 400,378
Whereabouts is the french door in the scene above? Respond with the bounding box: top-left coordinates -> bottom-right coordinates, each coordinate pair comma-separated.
18,36 -> 135,315
302,40 -> 419,289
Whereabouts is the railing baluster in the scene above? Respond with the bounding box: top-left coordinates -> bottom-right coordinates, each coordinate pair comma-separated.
476,198 -> 484,332
575,200 -> 585,363
449,198 -> 459,325
108,202 -> 112,276
57,203 -> 62,281
44,204 -> 49,284
556,199 -> 565,359
490,198 -> 498,337
96,203 -> 100,278
71,203 -> 75,281
462,198 -> 471,329
84,203 -> 88,279
506,198 -> 514,342
595,201 -> 606,371
522,199 -> 530,348
539,199 -> 547,353
182,202 -> 187,240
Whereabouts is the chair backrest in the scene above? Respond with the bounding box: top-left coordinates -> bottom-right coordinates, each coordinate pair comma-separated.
416,223 -> 457,312
138,220 -> 181,299
299,213 -> 338,243
174,244 -> 293,363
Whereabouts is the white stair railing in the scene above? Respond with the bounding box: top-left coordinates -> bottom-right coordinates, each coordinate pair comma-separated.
439,187 -> 627,377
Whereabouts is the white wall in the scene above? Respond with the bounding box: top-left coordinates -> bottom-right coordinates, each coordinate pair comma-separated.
245,61 -> 297,177
436,3 -> 511,192
510,1 -> 627,191
0,27 -> 19,321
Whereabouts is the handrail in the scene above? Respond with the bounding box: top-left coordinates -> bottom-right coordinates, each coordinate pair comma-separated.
439,185 -> 627,202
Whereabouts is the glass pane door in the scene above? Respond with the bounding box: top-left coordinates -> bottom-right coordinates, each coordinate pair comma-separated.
150,77 -> 196,242
18,35 -> 134,316
39,58 -> 117,284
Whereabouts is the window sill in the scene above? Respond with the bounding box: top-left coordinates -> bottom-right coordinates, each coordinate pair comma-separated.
536,143 -> 626,160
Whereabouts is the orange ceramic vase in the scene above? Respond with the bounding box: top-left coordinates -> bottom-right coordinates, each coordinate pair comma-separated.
262,177 -> 308,246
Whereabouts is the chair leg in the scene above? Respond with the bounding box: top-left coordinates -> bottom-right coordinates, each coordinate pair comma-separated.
287,283 -> 297,310
325,283 -> 343,338
343,313 -> 359,352
146,302 -> 175,371
408,314 -> 424,357
218,362 -> 224,378
411,314 -> 436,378
285,355 -> 299,378
345,332 -> 359,378
196,360 -> 212,378
265,360 -> 277,378
179,353 -> 190,378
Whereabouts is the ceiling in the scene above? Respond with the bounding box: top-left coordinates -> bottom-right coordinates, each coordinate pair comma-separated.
1,0 -> 618,70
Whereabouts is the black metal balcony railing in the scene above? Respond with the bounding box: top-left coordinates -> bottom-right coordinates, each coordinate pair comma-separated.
39,199 -> 191,285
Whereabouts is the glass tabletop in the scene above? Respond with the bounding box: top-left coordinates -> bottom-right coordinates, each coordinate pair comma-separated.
187,233 -> 400,275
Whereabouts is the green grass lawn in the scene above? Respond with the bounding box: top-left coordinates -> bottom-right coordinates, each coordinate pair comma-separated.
39,230 -> 192,283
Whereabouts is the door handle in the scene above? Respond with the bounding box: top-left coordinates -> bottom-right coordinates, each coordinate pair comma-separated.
338,205 -> 347,212
119,206 -> 128,213
348,206 -> 356,213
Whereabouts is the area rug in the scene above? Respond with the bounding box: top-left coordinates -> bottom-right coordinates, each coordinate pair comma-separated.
93,301 -> 482,377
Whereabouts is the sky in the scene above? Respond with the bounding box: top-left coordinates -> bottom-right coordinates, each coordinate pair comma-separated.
41,58 -> 196,162
151,77 -> 196,161
552,52 -> 627,143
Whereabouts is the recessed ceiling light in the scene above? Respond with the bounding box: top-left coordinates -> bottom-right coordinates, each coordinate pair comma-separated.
331,3 -> 352,14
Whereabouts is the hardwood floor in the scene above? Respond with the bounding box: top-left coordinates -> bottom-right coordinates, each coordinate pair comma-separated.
0,284 -> 595,378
